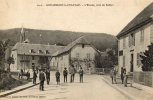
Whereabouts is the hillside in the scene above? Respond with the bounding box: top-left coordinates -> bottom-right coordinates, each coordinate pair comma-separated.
0,28 -> 117,51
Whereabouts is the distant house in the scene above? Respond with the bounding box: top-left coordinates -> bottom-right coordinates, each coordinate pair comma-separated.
116,3 -> 153,73
10,42 -> 64,72
10,27 -> 99,73
50,36 -> 98,73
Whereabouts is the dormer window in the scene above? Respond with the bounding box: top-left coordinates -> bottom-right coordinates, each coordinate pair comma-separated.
38,50 -> 43,54
82,44 -> 85,48
46,50 -> 50,54
29,49 -> 35,53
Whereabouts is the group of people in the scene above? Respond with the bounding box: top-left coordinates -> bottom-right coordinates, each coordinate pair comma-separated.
55,66 -> 84,85
32,65 -> 84,91
32,68 -> 51,91
110,67 -> 127,87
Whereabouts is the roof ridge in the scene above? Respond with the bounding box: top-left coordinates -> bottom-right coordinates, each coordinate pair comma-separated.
15,42 -> 65,47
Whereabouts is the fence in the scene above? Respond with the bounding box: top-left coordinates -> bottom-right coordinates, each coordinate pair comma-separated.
133,72 -> 153,87
91,68 -> 112,75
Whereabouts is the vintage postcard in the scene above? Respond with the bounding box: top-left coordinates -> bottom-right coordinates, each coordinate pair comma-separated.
0,0 -> 153,100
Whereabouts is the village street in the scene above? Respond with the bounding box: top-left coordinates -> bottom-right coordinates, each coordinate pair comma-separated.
1,72 -> 128,100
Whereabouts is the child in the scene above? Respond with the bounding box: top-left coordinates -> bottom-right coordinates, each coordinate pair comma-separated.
55,70 -> 60,85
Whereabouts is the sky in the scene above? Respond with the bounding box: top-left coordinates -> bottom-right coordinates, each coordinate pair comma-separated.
0,0 -> 153,35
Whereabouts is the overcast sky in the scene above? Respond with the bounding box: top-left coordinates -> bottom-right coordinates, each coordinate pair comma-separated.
0,0 -> 152,35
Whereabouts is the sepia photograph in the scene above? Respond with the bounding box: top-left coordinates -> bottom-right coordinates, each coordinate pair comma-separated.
0,0 -> 153,100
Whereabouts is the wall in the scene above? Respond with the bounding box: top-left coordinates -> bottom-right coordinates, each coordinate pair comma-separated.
70,44 -> 96,73
51,54 -> 70,73
10,50 -> 18,71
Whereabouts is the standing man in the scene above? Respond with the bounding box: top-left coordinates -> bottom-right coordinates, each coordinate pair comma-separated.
121,67 -> 124,84
79,67 -> 84,83
39,69 -> 45,91
69,65 -> 75,83
110,67 -> 114,84
26,70 -> 30,80
110,67 -> 116,84
55,70 -> 60,85
63,67 -> 68,83
123,67 -> 127,87
33,70 -> 37,84
121,67 -> 126,84
45,69 -> 50,85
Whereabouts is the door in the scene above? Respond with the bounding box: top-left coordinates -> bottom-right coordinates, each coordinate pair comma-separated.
130,54 -> 134,72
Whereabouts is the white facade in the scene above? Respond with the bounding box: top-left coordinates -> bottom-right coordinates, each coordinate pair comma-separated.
118,22 -> 153,73
51,44 -> 97,73
10,52 -> 48,72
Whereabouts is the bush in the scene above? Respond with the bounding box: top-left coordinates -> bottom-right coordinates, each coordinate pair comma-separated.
0,73 -> 23,90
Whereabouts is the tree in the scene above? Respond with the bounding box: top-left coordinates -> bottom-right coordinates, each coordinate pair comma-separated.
140,43 -> 153,71
107,49 -> 118,66
6,57 -> 14,72
0,39 -> 11,71
94,52 -> 102,68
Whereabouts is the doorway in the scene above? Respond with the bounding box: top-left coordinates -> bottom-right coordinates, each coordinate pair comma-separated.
130,54 -> 134,72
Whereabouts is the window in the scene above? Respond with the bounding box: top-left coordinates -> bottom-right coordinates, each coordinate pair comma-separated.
119,50 -> 123,56
137,53 -> 142,67
32,63 -> 35,69
32,56 -> 35,60
87,53 -> 91,59
140,29 -> 144,43
123,38 -> 126,49
129,33 -> 135,47
29,49 -> 35,53
76,53 -> 80,58
38,50 -> 43,54
46,50 -> 49,54
82,44 -> 85,48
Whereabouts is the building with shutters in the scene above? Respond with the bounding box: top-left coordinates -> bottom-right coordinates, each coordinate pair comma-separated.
10,42 -> 64,72
116,3 -> 153,73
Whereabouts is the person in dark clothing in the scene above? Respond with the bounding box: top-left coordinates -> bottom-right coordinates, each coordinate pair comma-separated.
55,70 -> 60,85
122,67 -> 127,87
33,70 -> 37,84
63,67 -> 68,83
79,67 -> 84,83
121,67 -> 126,84
26,70 -> 30,80
69,65 -> 76,83
21,69 -> 24,74
45,69 -> 50,85
39,70 -> 45,91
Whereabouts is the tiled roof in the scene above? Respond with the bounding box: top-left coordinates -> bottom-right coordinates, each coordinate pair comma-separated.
12,42 -> 65,56
52,36 -> 91,56
117,2 -> 153,38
